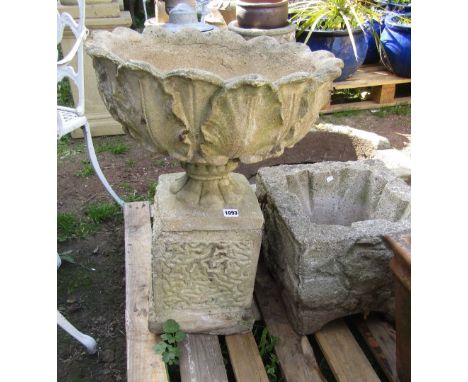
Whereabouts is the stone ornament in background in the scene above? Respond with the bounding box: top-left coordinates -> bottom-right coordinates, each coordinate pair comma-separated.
86,27 -> 343,208
256,160 -> 411,335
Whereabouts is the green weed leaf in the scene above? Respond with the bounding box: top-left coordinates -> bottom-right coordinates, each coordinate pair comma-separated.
174,330 -> 186,342
154,342 -> 168,354
163,319 -> 180,333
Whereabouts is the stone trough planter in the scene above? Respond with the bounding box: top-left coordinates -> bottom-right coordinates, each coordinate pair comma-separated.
256,160 -> 411,334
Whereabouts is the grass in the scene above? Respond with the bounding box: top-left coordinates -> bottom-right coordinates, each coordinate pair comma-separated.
148,181 -> 158,200
76,160 -> 95,177
370,104 -> 411,117
57,212 -> 97,242
58,202 -> 122,241
57,78 -> 74,107
96,141 -> 129,155
325,104 -> 411,118
85,202 -> 122,223
57,134 -> 83,159
120,181 -> 158,202
126,159 -> 136,168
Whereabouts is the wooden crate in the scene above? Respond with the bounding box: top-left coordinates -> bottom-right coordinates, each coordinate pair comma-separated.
125,201 -> 398,382
321,64 -> 411,114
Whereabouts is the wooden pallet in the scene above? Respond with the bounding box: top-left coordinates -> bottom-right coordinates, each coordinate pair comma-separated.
125,201 -> 398,382
321,64 -> 411,114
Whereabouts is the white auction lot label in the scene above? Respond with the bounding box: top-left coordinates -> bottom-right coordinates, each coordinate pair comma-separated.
223,209 -> 239,217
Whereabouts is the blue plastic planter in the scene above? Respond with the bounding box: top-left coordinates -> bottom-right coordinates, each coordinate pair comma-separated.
381,13 -> 411,77
297,28 -> 368,81
364,19 -> 383,64
376,0 -> 411,13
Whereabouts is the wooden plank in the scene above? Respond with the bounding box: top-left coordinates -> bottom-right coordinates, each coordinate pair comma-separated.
124,202 -> 168,382
320,97 -> 411,114
315,319 -> 380,382
180,334 -> 228,382
353,316 -> 398,382
333,65 -> 411,90
226,333 -> 269,382
371,84 -> 396,104
254,262 -> 325,382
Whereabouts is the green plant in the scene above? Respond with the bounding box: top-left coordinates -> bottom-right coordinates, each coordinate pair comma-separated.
148,181 -> 158,200
85,202 -> 121,223
152,158 -> 165,167
76,160 -> 95,177
154,319 -> 186,366
126,159 -> 136,168
96,141 -> 129,155
370,104 -> 411,117
393,13 -> 411,25
58,134 -> 83,159
59,250 -> 96,271
289,0 -> 382,58
253,323 -> 281,381
57,212 -> 97,242
123,191 -> 147,202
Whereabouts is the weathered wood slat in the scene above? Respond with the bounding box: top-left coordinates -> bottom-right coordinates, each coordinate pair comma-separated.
226,333 -> 269,382
371,84 -> 397,104
333,65 -> 411,90
353,316 -> 398,382
124,202 -> 168,382
315,319 -> 380,382
255,262 -> 326,382
180,334 -> 228,382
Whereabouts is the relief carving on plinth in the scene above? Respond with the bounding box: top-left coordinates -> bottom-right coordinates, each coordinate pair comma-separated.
155,241 -> 253,309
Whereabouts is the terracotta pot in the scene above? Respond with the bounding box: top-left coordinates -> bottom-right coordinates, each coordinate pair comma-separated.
236,0 -> 288,29
385,233 -> 411,382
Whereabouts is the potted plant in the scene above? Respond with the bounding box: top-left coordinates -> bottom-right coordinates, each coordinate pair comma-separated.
377,0 -> 411,13
363,3 -> 385,64
289,0 -> 382,81
380,12 -> 411,77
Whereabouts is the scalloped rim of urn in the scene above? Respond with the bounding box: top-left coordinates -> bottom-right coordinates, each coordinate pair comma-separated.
86,27 -> 343,85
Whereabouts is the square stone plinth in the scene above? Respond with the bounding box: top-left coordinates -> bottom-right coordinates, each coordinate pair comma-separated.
256,160 -> 411,335
148,172 -> 264,335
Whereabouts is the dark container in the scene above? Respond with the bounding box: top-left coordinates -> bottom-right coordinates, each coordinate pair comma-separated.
297,28 -> 368,81
236,0 -> 289,29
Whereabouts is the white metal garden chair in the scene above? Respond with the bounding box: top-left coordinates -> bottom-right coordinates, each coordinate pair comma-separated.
57,0 -> 124,354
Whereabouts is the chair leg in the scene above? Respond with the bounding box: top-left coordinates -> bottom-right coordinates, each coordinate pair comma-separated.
57,311 -> 98,354
82,122 -> 124,207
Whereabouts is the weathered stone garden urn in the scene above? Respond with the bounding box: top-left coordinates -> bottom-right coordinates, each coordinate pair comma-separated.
256,160 -> 411,334
86,27 -> 343,334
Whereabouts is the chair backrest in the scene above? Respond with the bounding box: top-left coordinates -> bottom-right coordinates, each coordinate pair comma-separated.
57,0 -> 87,116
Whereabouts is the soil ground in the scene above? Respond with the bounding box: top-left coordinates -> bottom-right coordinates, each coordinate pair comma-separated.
57,106 -> 410,381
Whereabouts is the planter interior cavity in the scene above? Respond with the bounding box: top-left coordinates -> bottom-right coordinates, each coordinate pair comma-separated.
285,165 -> 406,226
